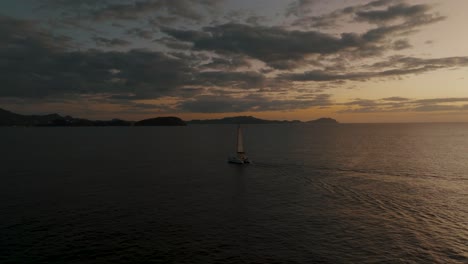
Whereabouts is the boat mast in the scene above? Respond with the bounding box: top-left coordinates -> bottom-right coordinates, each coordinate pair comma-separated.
237,124 -> 244,154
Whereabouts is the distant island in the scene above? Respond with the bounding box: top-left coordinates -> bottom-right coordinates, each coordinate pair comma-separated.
134,117 -> 186,126
307,117 -> 339,124
0,108 -> 185,127
188,116 -> 338,124
188,116 -> 300,124
0,108 -> 338,126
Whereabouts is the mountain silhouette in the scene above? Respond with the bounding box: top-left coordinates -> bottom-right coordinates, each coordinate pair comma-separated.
0,108 -> 338,126
134,117 -> 186,126
188,116 -> 301,124
188,116 -> 338,124
306,117 -> 339,124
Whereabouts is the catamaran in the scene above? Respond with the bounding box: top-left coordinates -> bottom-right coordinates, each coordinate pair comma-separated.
228,124 -> 250,164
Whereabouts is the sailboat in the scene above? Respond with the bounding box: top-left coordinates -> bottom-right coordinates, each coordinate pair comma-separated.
228,124 -> 250,164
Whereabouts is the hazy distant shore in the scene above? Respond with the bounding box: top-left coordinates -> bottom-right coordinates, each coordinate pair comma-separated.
0,108 -> 338,127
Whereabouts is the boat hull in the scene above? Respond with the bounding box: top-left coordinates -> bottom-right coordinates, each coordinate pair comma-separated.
228,156 -> 250,164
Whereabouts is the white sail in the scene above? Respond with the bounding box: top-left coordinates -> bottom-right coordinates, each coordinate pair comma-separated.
237,125 -> 244,153
228,124 -> 250,164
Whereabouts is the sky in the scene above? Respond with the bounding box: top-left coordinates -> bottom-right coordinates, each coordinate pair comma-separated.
1,0 -> 468,122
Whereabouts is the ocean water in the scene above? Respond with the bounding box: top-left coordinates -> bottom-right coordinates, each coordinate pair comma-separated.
0,124 -> 467,263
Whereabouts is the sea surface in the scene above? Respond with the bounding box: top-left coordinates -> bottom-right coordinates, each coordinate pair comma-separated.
0,124 -> 467,263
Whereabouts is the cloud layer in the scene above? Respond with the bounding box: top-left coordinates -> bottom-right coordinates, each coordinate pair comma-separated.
1,0 -> 467,117
340,97 -> 468,113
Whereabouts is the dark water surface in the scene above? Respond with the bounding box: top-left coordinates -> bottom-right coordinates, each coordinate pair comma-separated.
1,124 -> 467,263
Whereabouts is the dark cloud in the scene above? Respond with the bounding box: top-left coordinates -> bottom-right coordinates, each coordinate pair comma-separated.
411,104 -> 462,112
93,36 -> 131,47
355,3 -> 430,24
126,28 -> 154,39
37,0 -> 221,28
343,99 -> 379,107
223,9 -> 246,23
245,16 -> 267,26
166,51 -> 207,64
163,23 -> 366,69
9,16 -> 461,105
340,97 -> 468,113
193,71 -> 265,89
291,0 -> 397,28
1,48 -> 194,98
286,0 -> 320,17
91,0 -> 220,22
281,56 -> 468,82
0,15 -> 71,53
369,56 -> 468,71
413,98 -> 468,104
392,39 -> 412,50
38,0 -> 105,9
409,102 -> 468,113
0,16 -> 194,98
155,37 -> 193,50
0,15 -> 270,100
160,27 -> 210,42
289,0 -> 444,42
280,70 -> 359,82
199,56 -> 251,70
222,9 -> 267,25
93,1 -> 162,21
381,97 -> 410,102
361,14 -> 445,42
148,16 -> 179,27
177,93 -> 332,113
339,98 -> 409,113
3,1 -> 468,117
111,22 -> 125,28
163,1 -> 445,70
